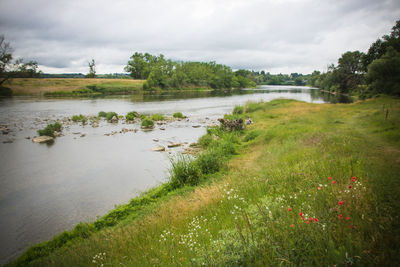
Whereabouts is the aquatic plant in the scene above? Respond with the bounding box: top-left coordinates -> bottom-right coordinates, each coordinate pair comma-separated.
141,119 -> 154,128
173,112 -> 185,118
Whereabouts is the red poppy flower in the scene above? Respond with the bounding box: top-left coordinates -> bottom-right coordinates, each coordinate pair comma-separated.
338,214 -> 343,219
299,212 -> 304,217
332,180 -> 337,184
314,218 -> 319,222
348,185 -> 352,189
288,208 -> 292,211
328,177 -> 332,180
352,176 -> 356,182
338,201 -> 344,206
346,216 -> 350,221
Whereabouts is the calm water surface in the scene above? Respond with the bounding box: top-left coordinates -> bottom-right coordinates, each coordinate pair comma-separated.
0,85 -> 326,264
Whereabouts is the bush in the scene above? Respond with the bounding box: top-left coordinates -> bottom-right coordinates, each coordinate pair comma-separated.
199,134 -> 214,148
173,112 -> 185,118
98,111 -> 107,117
72,114 -> 84,122
37,122 -> 63,137
151,113 -> 165,121
126,111 -> 139,121
141,119 -> 154,128
170,156 -> 202,188
106,112 -> 118,121
196,149 -> 223,174
233,105 -> 244,115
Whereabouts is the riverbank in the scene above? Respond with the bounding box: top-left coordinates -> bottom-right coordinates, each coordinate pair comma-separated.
10,96 -> 400,266
3,78 -> 145,95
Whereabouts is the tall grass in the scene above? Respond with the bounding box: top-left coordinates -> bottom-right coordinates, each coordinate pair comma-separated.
11,96 -> 400,266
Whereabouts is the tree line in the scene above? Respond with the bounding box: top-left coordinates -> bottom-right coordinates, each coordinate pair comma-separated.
124,53 -> 256,90
308,20 -> 400,97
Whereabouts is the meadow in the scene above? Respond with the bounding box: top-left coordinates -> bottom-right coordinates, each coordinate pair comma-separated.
10,96 -> 400,266
3,78 -> 145,95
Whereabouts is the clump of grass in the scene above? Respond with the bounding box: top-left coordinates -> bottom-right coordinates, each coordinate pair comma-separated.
233,105 -> 244,115
151,113 -> 165,121
37,122 -> 63,137
98,111 -> 107,117
72,114 -> 85,122
106,112 -> 118,121
243,129 -> 261,142
169,156 -> 202,188
173,112 -> 185,118
126,111 -> 139,121
141,119 -> 154,128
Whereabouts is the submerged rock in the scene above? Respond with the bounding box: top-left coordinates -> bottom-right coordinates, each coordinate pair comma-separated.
32,136 -> 54,143
152,146 -> 165,152
168,142 -> 181,148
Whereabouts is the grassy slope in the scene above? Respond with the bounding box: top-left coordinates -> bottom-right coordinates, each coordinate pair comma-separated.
13,96 -> 400,266
4,78 -> 145,95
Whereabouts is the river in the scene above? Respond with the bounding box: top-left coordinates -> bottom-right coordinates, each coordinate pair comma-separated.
0,85 -> 328,265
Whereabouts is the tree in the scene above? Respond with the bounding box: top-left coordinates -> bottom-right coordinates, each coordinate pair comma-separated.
86,59 -> 96,78
0,35 -> 41,88
335,51 -> 365,93
366,47 -> 400,96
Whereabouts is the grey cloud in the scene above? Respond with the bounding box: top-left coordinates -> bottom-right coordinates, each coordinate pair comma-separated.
0,0 -> 399,74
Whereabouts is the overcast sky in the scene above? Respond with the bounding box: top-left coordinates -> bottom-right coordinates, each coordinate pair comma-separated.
0,0 -> 399,74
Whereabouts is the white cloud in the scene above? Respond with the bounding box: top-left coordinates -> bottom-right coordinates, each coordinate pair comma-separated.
0,0 -> 399,74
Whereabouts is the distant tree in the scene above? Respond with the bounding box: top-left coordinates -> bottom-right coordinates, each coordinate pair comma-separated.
0,35 -> 41,88
335,51 -> 365,93
366,47 -> 400,96
86,59 -> 96,78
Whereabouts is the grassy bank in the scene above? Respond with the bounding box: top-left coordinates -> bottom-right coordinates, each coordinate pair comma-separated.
10,96 -> 400,266
3,78 -> 145,95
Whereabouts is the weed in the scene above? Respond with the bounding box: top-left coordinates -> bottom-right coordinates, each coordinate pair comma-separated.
151,113 -> 165,121
173,112 -> 185,118
141,119 -> 154,128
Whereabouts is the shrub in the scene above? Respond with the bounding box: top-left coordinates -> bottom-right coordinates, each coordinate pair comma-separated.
126,111 -> 139,121
98,111 -> 107,117
106,112 -> 118,121
196,149 -> 223,174
151,113 -> 165,121
233,105 -> 244,115
37,122 -> 63,137
198,134 -> 214,148
141,119 -> 154,128
72,114 -> 84,122
170,156 -> 202,188
173,112 -> 185,118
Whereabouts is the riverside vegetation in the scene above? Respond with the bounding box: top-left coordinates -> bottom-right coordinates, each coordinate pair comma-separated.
9,95 -> 400,266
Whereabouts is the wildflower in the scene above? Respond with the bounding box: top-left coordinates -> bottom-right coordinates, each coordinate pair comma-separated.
299,212 -> 304,217
309,217 -> 313,222
314,218 -> 319,222
328,177 -> 332,180
349,185 -> 352,189
288,208 -> 292,211
318,186 -> 322,190
332,180 -> 337,184
338,201 -> 345,206
346,216 -> 350,221
352,176 -> 356,182
338,214 -> 343,219
290,224 -> 294,227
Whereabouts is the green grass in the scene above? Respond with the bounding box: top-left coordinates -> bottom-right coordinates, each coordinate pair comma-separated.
151,113 -> 165,121
11,96 -> 400,266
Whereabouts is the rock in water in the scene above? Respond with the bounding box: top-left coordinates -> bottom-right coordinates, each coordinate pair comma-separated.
32,136 -> 54,143
168,142 -> 181,148
111,116 -> 118,123
152,146 -> 165,152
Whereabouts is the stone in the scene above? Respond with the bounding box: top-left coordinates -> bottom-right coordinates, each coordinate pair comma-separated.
168,142 -> 181,148
160,127 -> 166,130
152,146 -> 165,152
32,136 -> 54,143
153,138 -> 159,142
192,125 -> 201,128
80,133 -> 86,137
110,116 -> 118,123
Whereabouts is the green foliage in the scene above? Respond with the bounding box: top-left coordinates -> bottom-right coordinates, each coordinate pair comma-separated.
126,111 -> 139,121
98,111 -> 107,117
141,119 -> 154,128
169,156 -> 202,188
72,114 -> 84,122
37,122 -> 62,137
106,112 -> 118,121
151,113 -> 165,121
233,105 -> 244,115
0,86 -> 12,96
196,149 -> 223,174
173,112 -> 185,118
366,47 -> 400,96
243,129 -> 261,142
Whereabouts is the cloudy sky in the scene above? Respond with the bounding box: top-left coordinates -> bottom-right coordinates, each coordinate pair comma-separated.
0,0 -> 399,74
